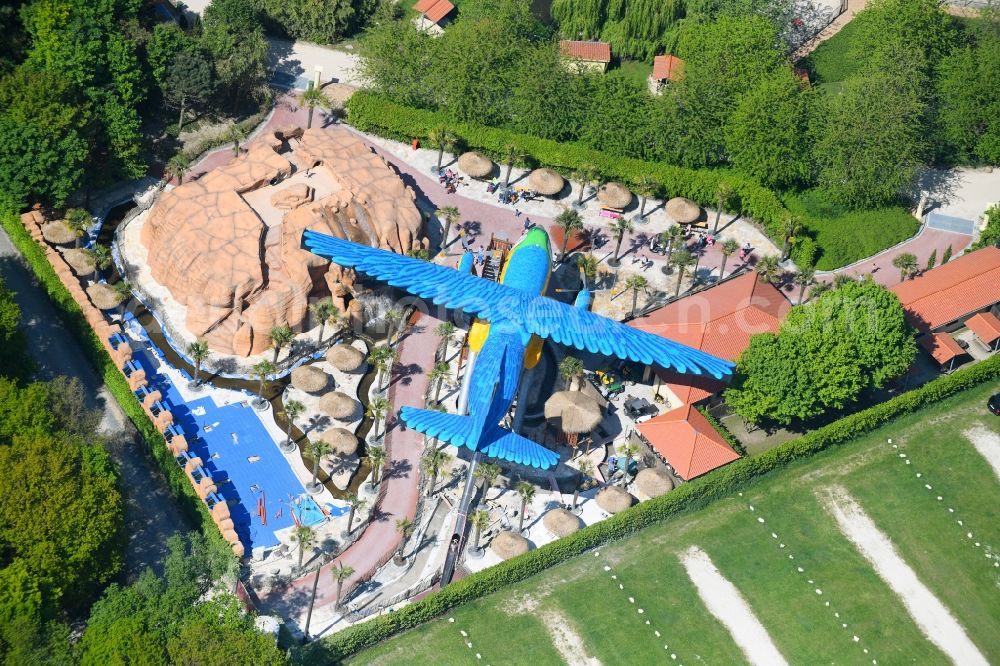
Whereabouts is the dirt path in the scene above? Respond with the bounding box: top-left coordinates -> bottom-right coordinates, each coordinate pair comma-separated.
540,610 -> 602,666
680,546 -> 789,666
822,486 -> 988,666
963,426 -> 1000,485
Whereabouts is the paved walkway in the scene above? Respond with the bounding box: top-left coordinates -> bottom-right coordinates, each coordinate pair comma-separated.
793,0 -> 868,60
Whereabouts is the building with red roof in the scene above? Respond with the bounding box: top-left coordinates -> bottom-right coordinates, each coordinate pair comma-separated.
966,312 -> 1000,352
559,40 -> 612,72
627,272 -> 790,478
651,55 -> 684,92
413,0 -> 455,32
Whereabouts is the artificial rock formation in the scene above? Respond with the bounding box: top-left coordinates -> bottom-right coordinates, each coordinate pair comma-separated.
140,127 -> 424,355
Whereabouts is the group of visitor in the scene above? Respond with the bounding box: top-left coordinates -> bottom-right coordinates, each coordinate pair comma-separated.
438,169 -> 466,194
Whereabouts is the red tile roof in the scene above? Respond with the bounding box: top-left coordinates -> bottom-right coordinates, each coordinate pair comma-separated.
966,311 -> 1000,344
652,55 -> 684,82
413,0 -> 454,24
919,333 -> 965,365
559,40 -> 612,63
637,405 -> 740,480
889,247 -> 1000,332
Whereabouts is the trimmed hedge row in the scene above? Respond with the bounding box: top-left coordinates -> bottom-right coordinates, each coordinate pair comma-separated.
0,209 -> 230,554
346,92 -> 792,242
311,352 -> 1000,661
696,405 -> 746,456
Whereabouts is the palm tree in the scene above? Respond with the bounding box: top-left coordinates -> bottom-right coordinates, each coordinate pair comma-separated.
475,462 -> 502,502
559,356 -> 585,391
577,253 -> 598,290
623,275 -> 648,318
572,164 -> 598,207
571,458 -> 594,510
755,255 -> 782,285
166,153 -> 191,186
609,216 -> 634,266
88,244 -> 112,282
832,273 -> 854,290
228,123 -> 247,156
428,362 -> 451,403
383,306 -> 404,342
309,299 -> 338,342
427,126 -> 458,172
283,400 -> 305,446
433,322 -> 456,361
367,396 -> 390,438
393,517 -> 415,565
421,447 -> 452,495
470,509 -> 490,552
620,441 -> 639,479
366,445 -> 387,485
661,225 -> 683,272
251,360 -> 275,409
292,525 -> 316,571
66,208 -> 91,248
635,176 -> 658,219
435,206 -> 460,248
502,143 -> 524,187
345,492 -> 366,534
298,83 -> 332,130
308,440 -> 332,490
114,280 -> 133,316
187,340 -> 210,388
269,325 -> 293,364
808,281 -> 832,300
793,267 -> 815,303
780,216 -> 801,260
719,238 -> 740,278
712,182 -> 735,233
515,481 -> 535,533
892,252 -> 918,282
555,209 -> 583,262
333,563 -> 355,609
368,345 -> 398,391
670,249 -> 694,297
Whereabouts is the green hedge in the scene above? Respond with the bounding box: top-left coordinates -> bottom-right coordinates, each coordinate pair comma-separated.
309,352 -> 1000,661
696,405 -> 746,456
346,92 -> 792,242
0,209 -> 231,555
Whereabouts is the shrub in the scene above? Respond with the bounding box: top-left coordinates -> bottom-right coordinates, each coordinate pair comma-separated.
310,351 -> 1000,660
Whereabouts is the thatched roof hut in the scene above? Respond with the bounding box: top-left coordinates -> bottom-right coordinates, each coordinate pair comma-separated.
63,248 -> 95,276
634,468 -> 674,499
490,530 -> 530,560
545,391 -> 602,434
457,152 -> 494,179
87,283 -> 125,310
326,344 -> 365,372
597,486 -> 634,514
528,168 -> 565,196
542,508 -> 582,538
319,391 -> 357,420
318,427 -> 358,456
597,182 -> 633,209
42,220 -> 77,246
665,197 -> 701,224
291,365 -> 328,393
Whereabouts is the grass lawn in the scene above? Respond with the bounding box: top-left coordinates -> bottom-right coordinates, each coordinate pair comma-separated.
614,59 -> 653,90
783,188 -> 920,270
800,12 -> 871,83
345,380 -> 1000,664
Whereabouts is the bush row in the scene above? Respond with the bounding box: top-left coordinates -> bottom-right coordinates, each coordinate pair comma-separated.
311,351 -> 1000,661
0,208 -> 230,555
346,92 -> 793,242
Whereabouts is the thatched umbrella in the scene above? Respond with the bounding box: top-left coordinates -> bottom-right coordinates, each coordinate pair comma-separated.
326,344 -> 365,372
457,151 -> 494,179
42,220 -> 77,246
666,197 -> 701,224
63,248 -> 95,276
318,427 -> 358,456
319,391 -> 357,420
490,530 -> 530,560
597,486 -> 634,514
634,468 -> 674,499
597,182 -> 633,209
528,168 -> 565,196
291,365 -> 329,394
545,391 -> 602,447
87,283 -> 125,310
542,507 -> 581,538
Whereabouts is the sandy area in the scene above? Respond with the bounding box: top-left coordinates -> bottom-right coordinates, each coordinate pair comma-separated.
680,546 -> 789,666
823,486 -> 988,666
963,425 -> 1000,484
540,610 -> 602,666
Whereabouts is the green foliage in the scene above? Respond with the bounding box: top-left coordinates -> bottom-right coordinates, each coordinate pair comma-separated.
0,277 -> 28,379
936,35 -> 1000,165
801,12 -> 870,84
971,203 -> 1000,250
147,23 -> 192,90
725,279 -> 916,425
165,48 -> 215,131
310,352 -> 1000,661
202,0 -> 270,112
261,0 -> 376,43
